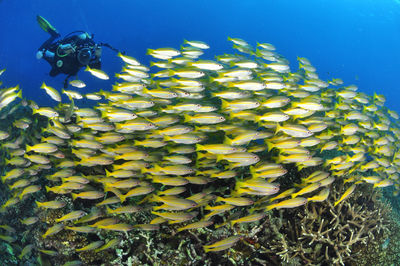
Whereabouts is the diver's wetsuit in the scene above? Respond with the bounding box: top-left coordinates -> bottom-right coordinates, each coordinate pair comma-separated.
38,32 -> 102,78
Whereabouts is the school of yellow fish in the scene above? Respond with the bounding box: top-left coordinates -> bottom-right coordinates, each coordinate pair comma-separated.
0,37 -> 398,261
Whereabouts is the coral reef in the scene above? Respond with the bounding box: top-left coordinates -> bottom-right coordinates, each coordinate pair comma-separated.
219,182 -> 391,266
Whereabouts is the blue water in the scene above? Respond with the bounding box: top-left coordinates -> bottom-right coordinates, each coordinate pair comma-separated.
0,0 -> 400,110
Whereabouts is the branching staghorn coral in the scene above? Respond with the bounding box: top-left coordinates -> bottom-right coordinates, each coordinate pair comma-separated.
250,182 -> 390,265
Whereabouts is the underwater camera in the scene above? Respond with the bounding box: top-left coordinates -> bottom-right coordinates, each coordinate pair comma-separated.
77,47 -> 92,66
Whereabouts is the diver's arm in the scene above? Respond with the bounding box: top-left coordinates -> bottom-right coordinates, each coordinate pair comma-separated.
37,50 -> 55,62
38,35 -> 59,51
37,35 -> 60,62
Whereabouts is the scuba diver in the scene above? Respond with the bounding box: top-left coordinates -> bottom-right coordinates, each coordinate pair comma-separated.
36,15 -> 120,87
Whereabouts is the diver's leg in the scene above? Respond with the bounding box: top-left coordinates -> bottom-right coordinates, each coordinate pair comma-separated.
36,15 -> 60,37
49,67 -> 60,77
63,75 -> 72,88
37,15 -> 60,52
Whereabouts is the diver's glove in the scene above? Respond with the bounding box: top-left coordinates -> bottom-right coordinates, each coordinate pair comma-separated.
36,50 -> 55,60
36,51 -> 43,59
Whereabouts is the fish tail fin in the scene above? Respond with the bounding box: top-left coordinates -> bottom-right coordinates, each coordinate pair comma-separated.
183,114 -> 191,123
143,87 -> 150,94
16,90 -> 22,99
153,164 -> 162,172
104,169 -> 111,177
151,194 -> 162,203
296,163 -> 305,171
224,136 -> 233,145
215,196 -> 223,203
216,154 -> 223,162
266,141 -> 274,151
119,195 -> 126,203
275,123 -> 282,134
140,166 -> 148,174
103,185 -> 112,193
196,152 -> 206,160
220,99 -> 229,109
168,69 -> 175,76
231,188 -> 241,196
26,145 -> 32,152
195,143 -> 204,151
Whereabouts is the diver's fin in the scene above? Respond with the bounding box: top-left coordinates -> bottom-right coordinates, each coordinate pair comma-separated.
36,15 -> 59,37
